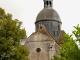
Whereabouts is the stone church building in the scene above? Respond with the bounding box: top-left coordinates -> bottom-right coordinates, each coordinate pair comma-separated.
24,0 -> 66,60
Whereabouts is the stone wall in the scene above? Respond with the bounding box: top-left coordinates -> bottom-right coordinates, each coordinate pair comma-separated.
24,26 -> 60,60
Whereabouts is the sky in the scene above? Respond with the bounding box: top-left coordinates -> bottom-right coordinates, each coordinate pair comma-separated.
0,0 -> 80,37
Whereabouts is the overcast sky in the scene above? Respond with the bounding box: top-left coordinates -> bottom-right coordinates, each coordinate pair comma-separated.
0,0 -> 80,37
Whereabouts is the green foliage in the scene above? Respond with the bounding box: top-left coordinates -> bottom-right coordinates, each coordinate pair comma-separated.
0,8 -> 30,60
52,24 -> 80,60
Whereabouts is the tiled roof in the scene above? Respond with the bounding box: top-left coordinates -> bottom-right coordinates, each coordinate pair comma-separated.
56,30 -> 66,45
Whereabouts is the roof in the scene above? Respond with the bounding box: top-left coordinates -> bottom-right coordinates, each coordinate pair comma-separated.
36,8 -> 61,23
56,30 -> 66,45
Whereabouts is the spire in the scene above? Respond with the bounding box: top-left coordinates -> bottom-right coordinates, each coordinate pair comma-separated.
43,0 -> 53,8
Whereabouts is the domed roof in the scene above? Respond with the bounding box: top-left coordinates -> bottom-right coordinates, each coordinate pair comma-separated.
36,8 -> 61,23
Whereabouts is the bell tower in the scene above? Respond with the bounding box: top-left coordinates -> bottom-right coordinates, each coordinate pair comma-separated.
25,0 -> 66,60
35,0 -> 62,40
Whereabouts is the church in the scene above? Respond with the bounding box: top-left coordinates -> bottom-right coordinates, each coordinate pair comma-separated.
24,0 -> 66,60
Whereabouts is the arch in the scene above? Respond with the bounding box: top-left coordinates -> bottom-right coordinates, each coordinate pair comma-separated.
46,1 -> 48,5
50,1 -> 51,6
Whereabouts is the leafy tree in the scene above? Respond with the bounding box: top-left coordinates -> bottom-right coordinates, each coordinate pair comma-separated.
52,24 -> 80,60
0,8 -> 30,60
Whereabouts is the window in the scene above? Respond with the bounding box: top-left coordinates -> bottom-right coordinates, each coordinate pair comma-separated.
57,31 -> 58,36
40,26 -> 42,29
53,31 -> 55,36
39,22 -> 41,28
46,1 -> 48,5
36,48 -> 41,53
50,1 -> 51,6
50,47 -> 52,48
58,24 -> 60,31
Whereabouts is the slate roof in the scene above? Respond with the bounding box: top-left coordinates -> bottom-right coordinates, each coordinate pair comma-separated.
36,8 -> 61,23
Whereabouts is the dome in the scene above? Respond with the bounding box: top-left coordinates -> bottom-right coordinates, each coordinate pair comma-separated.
36,8 -> 61,23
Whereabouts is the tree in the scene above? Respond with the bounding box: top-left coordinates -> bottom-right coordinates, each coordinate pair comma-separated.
0,8 -> 30,60
52,24 -> 80,60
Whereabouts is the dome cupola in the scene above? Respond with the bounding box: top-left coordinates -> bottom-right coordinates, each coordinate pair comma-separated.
35,0 -> 62,40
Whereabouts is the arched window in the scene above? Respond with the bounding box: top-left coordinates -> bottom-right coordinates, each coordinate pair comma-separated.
58,24 -> 60,35
58,24 -> 60,31
46,1 -> 48,5
50,1 -> 51,6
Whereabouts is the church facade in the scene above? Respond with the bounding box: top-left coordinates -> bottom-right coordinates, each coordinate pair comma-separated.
24,0 -> 66,60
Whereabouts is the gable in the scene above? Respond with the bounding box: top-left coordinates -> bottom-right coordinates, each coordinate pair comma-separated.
27,32 -> 54,42
26,25 -> 55,42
